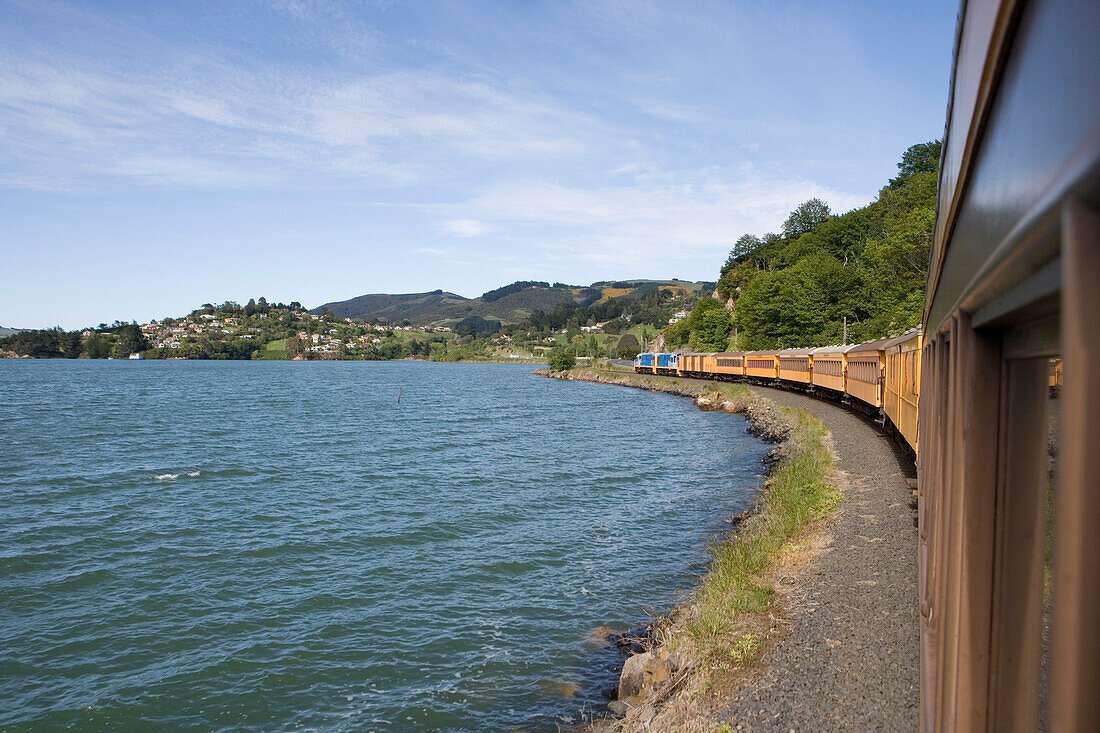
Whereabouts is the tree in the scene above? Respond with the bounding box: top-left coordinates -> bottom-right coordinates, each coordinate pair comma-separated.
83,334 -> 112,358
548,346 -> 576,371
616,333 -> 640,359
723,234 -> 763,269
662,298 -> 730,349
0,329 -> 61,357
782,198 -> 832,239
889,140 -> 942,189
111,324 -> 148,357
688,306 -> 734,351
57,330 -> 82,358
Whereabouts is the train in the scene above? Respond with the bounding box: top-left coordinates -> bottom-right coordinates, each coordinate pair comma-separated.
635,328 -> 925,457
635,330 -> 1060,464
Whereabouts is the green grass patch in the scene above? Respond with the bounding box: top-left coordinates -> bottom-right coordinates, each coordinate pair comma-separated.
686,404 -> 839,662
257,338 -> 289,360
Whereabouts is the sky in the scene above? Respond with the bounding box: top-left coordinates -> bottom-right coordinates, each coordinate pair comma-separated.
0,0 -> 959,329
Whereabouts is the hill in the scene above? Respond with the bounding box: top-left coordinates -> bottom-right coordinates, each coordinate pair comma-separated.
665,140 -> 940,351
0,326 -> 25,338
313,290 -> 472,323
313,279 -> 712,325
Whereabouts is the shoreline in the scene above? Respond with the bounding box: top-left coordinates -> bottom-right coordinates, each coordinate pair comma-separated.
537,366 -> 841,731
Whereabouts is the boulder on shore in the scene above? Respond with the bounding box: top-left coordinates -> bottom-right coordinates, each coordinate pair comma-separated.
618,650 -> 679,703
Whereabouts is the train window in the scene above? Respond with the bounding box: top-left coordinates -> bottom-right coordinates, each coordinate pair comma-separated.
849,360 -> 878,383
985,350 -> 1060,731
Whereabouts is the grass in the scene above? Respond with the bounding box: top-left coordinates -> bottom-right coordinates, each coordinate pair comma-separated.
257,338 -> 289,360
686,404 -> 838,664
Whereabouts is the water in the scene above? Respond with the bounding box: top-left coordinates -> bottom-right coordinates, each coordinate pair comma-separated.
0,360 -> 769,731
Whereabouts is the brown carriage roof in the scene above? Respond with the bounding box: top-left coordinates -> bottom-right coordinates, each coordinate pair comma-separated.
881,327 -> 924,350
846,337 -> 894,353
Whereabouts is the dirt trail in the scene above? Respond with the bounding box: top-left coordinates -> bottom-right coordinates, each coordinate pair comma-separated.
719,385 -> 919,731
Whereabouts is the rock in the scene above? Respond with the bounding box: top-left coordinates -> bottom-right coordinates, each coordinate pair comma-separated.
618,653 -> 652,701
613,626 -> 649,654
537,679 -> 582,698
618,651 -> 679,702
727,507 -> 754,526
607,700 -> 630,716
585,625 -> 621,648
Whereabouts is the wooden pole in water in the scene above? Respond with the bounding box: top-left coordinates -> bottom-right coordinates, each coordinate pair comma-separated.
398,387 -> 402,404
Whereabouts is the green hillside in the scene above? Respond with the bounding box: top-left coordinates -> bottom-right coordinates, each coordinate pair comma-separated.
665,141 -> 939,351
313,279 -> 712,325
315,290 -> 471,323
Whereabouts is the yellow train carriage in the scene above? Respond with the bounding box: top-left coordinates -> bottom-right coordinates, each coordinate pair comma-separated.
845,338 -> 890,409
883,329 -> 922,454
680,352 -> 716,376
777,348 -> 814,385
697,353 -> 718,376
810,345 -> 851,394
712,352 -> 745,378
744,350 -> 779,380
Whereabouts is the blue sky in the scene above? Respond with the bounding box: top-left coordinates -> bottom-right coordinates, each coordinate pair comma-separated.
0,0 -> 958,329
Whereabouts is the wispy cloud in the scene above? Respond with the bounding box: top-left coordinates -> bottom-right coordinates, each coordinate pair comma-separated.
0,48 -> 602,191
440,218 -> 491,237
451,168 -> 871,269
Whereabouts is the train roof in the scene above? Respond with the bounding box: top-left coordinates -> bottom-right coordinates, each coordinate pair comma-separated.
882,327 -> 923,350
777,347 -> 816,356
846,337 -> 894,353
810,345 -> 855,355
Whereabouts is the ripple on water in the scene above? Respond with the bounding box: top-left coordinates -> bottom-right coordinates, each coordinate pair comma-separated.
0,361 -> 769,731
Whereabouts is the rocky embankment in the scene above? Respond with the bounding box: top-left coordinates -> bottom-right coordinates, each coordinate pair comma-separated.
535,368 -> 791,443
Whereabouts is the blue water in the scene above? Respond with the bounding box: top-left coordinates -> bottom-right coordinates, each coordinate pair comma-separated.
0,361 -> 768,731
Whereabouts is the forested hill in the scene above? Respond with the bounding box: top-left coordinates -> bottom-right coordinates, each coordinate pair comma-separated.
664,141 -> 940,352
313,279 -> 712,325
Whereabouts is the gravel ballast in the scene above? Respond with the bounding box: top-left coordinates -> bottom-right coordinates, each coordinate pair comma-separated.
719,385 -> 919,731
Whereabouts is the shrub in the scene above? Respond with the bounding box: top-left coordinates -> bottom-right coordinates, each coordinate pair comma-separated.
616,333 -> 640,359
548,347 -> 576,371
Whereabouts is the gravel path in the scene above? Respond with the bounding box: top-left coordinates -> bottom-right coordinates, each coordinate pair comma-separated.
721,385 -> 919,731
